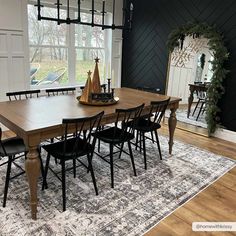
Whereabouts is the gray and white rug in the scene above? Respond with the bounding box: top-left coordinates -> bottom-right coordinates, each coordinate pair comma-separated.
0,135 -> 235,236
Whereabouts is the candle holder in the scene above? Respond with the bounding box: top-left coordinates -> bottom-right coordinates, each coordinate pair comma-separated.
79,78 -> 119,106
78,59 -> 119,106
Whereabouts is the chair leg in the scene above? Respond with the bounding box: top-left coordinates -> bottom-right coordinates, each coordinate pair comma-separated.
196,102 -> 205,121
192,99 -> 200,116
3,156 -> 13,207
98,139 -> 101,153
128,140 -> 137,176
109,143 -> 114,188
142,132 -> 147,170
73,159 -> 76,178
96,127 -> 101,153
118,142 -> 124,159
154,130 -> 162,160
135,130 -> 139,150
139,131 -> 142,152
151,131 -> 155,143
87,153 -> 98,195
42,153 -> 51,190
61,160 -> 66,212
39,152 -> 48,189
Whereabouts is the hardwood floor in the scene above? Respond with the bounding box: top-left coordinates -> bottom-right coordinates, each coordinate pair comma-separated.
2,127 -> 236,235
145,125 -> 236,236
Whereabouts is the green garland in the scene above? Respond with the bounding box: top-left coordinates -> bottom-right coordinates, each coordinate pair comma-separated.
167,22 -> 229,134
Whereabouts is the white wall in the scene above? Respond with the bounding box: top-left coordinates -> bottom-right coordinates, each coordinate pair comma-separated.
0,0 -> 23,31
0,0 -> 30,102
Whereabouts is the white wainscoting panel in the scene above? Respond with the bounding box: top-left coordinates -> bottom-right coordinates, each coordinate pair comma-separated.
0,30 -> 27,102
0,58 -> 9,101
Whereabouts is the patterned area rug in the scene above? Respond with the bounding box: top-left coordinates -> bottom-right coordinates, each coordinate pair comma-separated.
0,135 -> 235,236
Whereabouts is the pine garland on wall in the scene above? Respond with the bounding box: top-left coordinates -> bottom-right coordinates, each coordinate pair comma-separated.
167,22 -> 229,134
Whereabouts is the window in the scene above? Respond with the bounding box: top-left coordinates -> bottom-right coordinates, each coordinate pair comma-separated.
28,5 -> 68,86
75,13 -> 105,84
28,4 -> 110,87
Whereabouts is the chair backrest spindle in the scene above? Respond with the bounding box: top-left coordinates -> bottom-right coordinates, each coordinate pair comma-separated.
148,98 -> 170,128
6,90 -> 41,101
114,104 -> 144,141
46,87 -> 76,96
62,111 -> 104,158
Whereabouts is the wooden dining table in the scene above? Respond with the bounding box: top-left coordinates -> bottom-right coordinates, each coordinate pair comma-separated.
0,87 -> 181,220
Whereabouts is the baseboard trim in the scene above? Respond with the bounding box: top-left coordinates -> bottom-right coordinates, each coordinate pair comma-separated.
213,128 -> 236,143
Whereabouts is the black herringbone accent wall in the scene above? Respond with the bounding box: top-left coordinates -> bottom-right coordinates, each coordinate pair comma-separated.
122,0 -> 236,131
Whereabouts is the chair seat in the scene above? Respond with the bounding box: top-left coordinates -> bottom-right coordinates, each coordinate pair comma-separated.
94,127 -> 134,144
43,137 -> 93,160
0,137 -> 26,156
127,118 -> 161,132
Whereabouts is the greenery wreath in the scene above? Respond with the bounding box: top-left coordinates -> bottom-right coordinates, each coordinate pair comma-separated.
167,22 -> 229,134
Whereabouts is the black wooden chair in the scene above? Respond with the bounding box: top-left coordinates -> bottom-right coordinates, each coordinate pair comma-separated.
6,90 -> 41,101
80,84 -> 106,92
130,98 -> 170,169
45,87 -> 77,143
136,86 -> 161,93
192,91 -> 207,121
42,111 -> 104,211
0,127 -> 44,207
45,87 -> 76,96
94,104 -> 144,188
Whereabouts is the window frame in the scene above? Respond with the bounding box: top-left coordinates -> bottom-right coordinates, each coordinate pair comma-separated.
28,2 -> 110,89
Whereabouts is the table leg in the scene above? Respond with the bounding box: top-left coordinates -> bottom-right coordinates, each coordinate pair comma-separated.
25,146 -> 40,220
187,88 -> 194,118
168,107 -> 177,154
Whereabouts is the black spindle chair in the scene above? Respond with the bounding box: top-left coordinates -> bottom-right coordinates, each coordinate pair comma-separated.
131,98 -> 170,169
94,104 -> 144,188
45,87 -> 76,143
6,90 -> 40,101
45,87 -> 76,96
0,127 -> 44,207
42,111 -> 104,211
192,91 -> 207,121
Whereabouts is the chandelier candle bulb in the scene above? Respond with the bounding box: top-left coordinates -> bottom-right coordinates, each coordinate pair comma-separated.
91,0 -> 95,27
56,0 -> 60,25
78,0 -> 81,22
102,0 -> 105,29
112,0 -> 116,27
129,3 -> 134,29
37,0 -> 41,20
122,0 -> 127,26
66,0 -> 70,24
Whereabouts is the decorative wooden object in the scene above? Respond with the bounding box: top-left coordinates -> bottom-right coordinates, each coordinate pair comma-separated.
92,57 -> 102,93
79,58 -> 117,106
79,71 -> 93,103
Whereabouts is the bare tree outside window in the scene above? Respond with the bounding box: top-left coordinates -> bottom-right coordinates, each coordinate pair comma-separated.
28,4 -> 106,86
28,5 -> 68,85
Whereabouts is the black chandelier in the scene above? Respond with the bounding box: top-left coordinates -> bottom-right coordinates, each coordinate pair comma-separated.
35,0 -> 134,30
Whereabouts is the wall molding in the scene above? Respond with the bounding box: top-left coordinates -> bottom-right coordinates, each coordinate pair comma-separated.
213,128 -> 236,143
